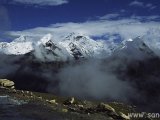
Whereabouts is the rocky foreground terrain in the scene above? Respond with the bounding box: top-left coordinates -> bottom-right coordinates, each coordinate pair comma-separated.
0,79 -> 156,120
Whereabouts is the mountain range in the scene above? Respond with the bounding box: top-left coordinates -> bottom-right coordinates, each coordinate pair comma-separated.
0,33 -> 155,61
0,33 -> 160,112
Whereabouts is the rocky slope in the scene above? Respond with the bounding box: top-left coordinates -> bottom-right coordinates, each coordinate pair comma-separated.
0,79 -> 138,120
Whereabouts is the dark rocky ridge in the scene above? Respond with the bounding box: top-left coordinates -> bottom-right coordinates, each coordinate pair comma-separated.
0,81 -> 137,120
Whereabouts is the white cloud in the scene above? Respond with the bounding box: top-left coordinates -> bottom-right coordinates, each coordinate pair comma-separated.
131,15 -> 160,21
145,3 -> 156,9
99,14 -> 120,20
129,0 -> 144,7
11,0 -> 68,6
120,9 -> 126,13
8,16 -> 160,40
129,1 -> 156,10
7,14 -> 160,54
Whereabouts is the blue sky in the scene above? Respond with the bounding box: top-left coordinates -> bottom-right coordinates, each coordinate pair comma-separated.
0,0 -> 159,31
0,0 -> 160,43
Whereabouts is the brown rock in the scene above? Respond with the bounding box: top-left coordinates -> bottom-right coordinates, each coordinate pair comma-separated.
30,92 -> 33,96
62,109 -> 68,113
119,112 -> 130,120
78,104 -> 84,108
38,96 -> 42,100
97,103 -> 115,112
26,91 -> 29,94
12,89 -> 16,93
0,79 -> 15,88
49,99 -> 57,104
63,97 -> 75,105
11,86 -> 15,89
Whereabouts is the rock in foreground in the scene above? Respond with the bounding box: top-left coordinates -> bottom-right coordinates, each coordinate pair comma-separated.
0,87 -> 139,120
0,79 -> 15,89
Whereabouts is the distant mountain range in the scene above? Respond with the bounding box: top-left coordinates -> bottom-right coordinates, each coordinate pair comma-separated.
0,33 -> 156,62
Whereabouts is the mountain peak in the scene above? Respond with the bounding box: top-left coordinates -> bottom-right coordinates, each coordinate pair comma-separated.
13,35 -> 27,42
64,32 -> 86,41
40,33 -> 53,45
115,36 -> 155,60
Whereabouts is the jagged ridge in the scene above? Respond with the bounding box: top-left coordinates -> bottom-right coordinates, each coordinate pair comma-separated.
0,33 -> 156,61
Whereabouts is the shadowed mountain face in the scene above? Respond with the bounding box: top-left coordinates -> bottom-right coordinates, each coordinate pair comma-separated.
108,57 -> 160,112
1,34 -> 160,112
1,52 -> 160,112
1,53 -> 63,92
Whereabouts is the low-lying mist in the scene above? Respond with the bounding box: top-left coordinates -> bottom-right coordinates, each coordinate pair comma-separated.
1,52 -> 160,112
56,59 -> 135,101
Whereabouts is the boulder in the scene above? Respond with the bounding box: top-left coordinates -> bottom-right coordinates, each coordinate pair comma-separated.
119,112 -> 130,120
0,79 -> 15,88
63,97 -> 75,105
49,99 -> 57,104
62,108 -> 68,113
97,103 -> 115,113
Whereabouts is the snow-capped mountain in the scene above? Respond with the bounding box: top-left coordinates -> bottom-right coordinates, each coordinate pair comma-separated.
122,37 -> 153,54
0,33 -> 156,62
14,35 -> 27,42
59,33 -> 108,59
34,34 -> 72,62
0,40 -> 33,55
0,33 -> 110,61
112,36 -> 155,60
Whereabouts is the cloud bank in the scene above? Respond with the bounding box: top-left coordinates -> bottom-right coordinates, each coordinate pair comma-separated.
56,60 -> 135,101
8,14 -> 160,52
10,0 -> 68,6
129,0 -> 156,9
129,0 -> 144,7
